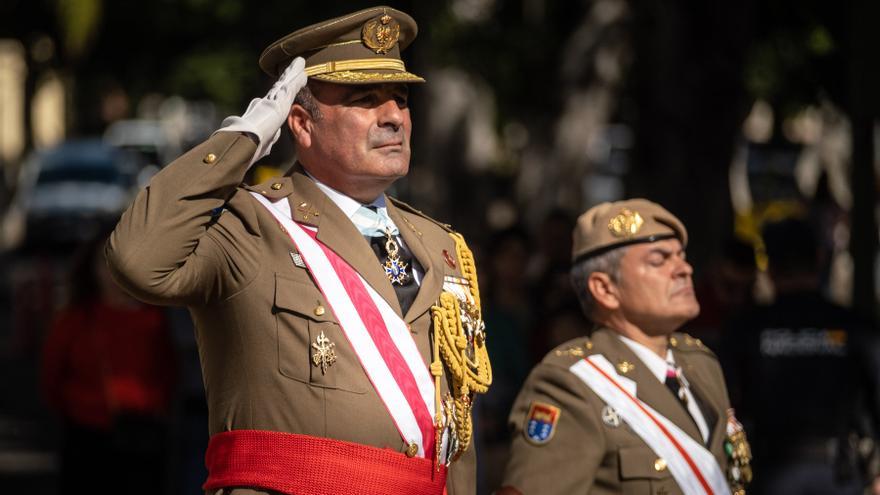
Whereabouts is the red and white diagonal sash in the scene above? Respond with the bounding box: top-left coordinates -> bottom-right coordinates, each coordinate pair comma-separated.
251,193 -> 437,459
570,355 -> 730,495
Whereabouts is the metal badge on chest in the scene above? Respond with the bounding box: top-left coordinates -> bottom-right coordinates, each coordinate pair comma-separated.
381,230 -> 409,285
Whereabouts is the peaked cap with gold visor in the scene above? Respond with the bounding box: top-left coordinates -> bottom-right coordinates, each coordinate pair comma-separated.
259,6 -> 425,85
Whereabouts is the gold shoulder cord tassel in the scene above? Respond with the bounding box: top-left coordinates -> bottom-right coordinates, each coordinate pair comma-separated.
431,232 -> 493,465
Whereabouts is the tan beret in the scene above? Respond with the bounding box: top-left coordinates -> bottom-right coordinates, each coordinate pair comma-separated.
259,6 -> 424,84
571,198 -> 688,262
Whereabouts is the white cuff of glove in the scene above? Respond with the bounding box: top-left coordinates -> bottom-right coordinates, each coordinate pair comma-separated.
213,109 -> 281,167
212,57 -> 307,168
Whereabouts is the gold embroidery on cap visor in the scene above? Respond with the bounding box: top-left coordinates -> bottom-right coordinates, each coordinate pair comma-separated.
608,208 -> 644,238
312,71 -> 425,83
362,14 -> 400,54
304,59 -> 424,84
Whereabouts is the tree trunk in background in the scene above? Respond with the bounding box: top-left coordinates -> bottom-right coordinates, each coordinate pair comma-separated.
627,0 -> 754,274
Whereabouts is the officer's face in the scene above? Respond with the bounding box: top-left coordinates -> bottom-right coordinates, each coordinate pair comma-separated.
297,81 -> 411,202
614,238 -> 700,334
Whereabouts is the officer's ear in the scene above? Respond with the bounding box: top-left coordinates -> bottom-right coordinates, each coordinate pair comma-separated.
588,271 -> 620,311
288,104 -> 313,149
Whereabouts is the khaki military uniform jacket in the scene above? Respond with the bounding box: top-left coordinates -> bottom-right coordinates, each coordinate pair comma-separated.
106,132 -> 476,494
501,328 -> 731,495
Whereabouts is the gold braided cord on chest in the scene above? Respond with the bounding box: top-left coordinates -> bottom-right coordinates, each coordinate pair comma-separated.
430,232 -> 492,462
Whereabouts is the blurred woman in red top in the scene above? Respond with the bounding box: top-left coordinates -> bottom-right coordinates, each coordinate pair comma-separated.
41,227 -> 177,494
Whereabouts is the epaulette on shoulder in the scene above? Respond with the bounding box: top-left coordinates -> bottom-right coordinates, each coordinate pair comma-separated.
545,336 -> 596,365
670,333 -> 717,357
388,197 -> 455,233
243,176 -> 292,200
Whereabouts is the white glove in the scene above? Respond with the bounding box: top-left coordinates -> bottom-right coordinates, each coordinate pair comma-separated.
215,56 -> 307,166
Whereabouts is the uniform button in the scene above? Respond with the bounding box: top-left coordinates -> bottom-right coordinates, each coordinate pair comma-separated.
203,153 -> 217,164
271,182 -> 282,190
314,305 -> 325,317
405,442 -> 419,457
654,458 -> 667,472
669,337 -> 678,347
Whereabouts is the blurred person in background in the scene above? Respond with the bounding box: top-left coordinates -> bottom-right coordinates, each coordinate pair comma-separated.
105,6 -> 491,495
499,199 -> 751,494
40,226 -> 177,495
726,218 -> 880,494
526,209 -> 589,361
684,237 -> 758,353
479,227 -> 534,491
483,226 -> 534,433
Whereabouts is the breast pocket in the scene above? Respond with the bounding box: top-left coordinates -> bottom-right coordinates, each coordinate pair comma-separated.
273,273 -> 367,394
618,445 -> 677,495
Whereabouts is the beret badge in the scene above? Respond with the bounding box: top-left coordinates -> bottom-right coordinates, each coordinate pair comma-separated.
608,208 -> 644,238
362,14 -> 400,54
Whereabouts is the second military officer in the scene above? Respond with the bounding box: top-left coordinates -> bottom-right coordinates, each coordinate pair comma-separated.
498,199 -> 750,495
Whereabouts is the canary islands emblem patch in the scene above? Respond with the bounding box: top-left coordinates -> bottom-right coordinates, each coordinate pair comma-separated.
524,402 -> 560,445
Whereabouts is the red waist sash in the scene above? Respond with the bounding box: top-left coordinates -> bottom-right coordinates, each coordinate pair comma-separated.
203,430 -> 448,495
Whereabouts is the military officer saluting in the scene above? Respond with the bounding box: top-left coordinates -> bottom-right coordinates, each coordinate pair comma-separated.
106,6 -> 490,495
498,199 -> 750,495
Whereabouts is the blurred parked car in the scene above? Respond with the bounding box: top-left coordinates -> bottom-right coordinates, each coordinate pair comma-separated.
11,140 -> 142,248
103,119 -> 179,168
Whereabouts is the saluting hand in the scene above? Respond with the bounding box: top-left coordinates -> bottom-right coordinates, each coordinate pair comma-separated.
215,56 -> 307,166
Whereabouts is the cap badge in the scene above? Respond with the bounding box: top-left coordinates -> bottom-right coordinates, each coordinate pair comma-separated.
608,208 -> 644,238
362,14 -> 400,54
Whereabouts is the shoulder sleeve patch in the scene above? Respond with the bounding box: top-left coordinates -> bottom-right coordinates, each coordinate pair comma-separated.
524,402 -> 561,445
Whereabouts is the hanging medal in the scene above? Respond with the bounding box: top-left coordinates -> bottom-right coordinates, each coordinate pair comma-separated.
383,229 -> 409,285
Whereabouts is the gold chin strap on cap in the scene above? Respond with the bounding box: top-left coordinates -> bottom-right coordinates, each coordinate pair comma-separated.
304,58 -> 408,76
430,232 -> 492,466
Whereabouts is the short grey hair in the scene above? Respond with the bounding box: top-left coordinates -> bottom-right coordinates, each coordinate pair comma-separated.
294,83 -> 323,121
570,246 -> 628,321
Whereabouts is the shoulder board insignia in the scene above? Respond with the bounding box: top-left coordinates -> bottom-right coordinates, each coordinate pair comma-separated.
388,197 -> 455,233
671,333 -> 714,354
553,339 -> 593,358
245,177 -> 290,199
554,346 -> 585,358
524,402 -> 561,446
